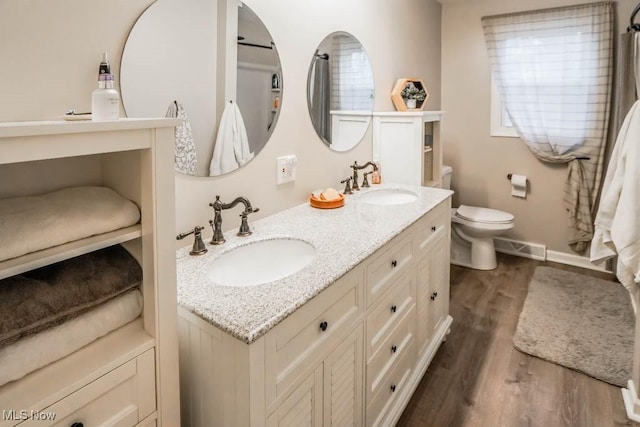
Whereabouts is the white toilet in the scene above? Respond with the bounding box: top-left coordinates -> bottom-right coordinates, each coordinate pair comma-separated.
442,166 -> 514,270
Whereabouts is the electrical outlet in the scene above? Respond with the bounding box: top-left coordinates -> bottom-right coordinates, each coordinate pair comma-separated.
276,155 -> 297,184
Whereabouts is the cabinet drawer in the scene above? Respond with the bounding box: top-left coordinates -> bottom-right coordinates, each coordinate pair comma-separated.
266,269 -> 364,407
366,270 -> 415,359
412,202 -> 449,258
366,306 -> 415,397
366,234 -> 412,306
18,348 -> 155,427
366,340 -> 415,427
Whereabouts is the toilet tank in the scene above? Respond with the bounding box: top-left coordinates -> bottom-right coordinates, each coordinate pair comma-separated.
441,165 -> 452,190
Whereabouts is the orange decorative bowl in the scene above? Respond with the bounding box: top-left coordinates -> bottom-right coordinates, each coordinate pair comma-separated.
309,193 -> 345,209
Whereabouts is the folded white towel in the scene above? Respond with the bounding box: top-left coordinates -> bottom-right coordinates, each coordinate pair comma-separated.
0,289 -> 143,386
0,186 -> 140,262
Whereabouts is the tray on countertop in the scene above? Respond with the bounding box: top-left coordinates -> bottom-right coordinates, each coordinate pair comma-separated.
309,193 -> 345,209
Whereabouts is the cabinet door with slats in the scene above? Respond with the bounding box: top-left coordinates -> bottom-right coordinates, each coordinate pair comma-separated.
267,367 -> 323,427
323,325 -> 364,427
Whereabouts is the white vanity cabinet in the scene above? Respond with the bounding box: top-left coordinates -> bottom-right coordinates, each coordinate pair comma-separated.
363,198 -> 450,427
0,119 -> 181,427
178,267 -> 365,427
177,193 -> 452,427
372,111 -> 443,188
267,325 -> 364,427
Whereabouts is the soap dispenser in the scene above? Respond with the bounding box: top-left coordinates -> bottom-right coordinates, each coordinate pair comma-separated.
91,53 -> 120,121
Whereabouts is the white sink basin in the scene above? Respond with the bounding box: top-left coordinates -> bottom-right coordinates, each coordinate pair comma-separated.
207,238 -> 316,287
359,188 -> 418,205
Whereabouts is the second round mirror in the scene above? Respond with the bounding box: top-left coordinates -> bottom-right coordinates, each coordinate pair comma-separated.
307,32 -> 374,152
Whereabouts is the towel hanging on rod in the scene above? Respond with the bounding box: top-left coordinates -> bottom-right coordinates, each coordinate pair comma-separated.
237,40 -> 274,50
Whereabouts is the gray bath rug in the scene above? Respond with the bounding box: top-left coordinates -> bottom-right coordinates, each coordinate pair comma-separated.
513,266 -> 634,387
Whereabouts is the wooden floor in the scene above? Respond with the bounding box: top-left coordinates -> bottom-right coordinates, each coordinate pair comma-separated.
397,254 -> 639,427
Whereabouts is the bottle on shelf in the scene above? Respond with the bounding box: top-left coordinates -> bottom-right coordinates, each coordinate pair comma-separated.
92,53 -> 120,122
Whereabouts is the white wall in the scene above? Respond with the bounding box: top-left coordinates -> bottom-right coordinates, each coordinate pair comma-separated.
0,0 -> 442,242
177,0 -> 442,239
441,0 -> 637,255
120,0 -> 219,177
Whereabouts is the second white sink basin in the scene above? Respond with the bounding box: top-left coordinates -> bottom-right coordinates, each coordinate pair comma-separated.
207,238 -> 316,287
359,188 -> 418,205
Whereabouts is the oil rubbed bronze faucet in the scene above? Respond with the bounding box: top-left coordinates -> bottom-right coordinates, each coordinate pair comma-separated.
209,196 -> 259,245
350,161 -> 379,190
176,225 -> 208,255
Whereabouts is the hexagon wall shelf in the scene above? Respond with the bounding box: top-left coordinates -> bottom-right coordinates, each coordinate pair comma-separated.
391,78 -> 429,111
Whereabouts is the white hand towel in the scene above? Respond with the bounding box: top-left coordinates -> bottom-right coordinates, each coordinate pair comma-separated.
209,102 -> 254,176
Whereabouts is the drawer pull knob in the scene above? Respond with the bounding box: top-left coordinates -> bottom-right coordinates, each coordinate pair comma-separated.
430,291 -> 438,301
390,305 -> 397,313
431,226 -> 437,232
319,321 -> 328,331
71,423 -> 84,427
391,345 -> 397,353
390,384 -> 397,393
391,260 -> 398,268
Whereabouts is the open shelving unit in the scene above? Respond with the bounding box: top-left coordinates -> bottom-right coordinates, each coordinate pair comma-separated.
0,118 -> 181,426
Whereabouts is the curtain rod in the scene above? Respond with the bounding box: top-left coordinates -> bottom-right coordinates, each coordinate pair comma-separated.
482,1 -> 612,22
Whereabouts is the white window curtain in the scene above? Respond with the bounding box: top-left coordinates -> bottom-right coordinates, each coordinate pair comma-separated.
482,2 -> 614,253
330,35 -> 374,111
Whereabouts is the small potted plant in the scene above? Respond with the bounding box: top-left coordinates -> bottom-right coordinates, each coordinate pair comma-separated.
401,82 -> 426,109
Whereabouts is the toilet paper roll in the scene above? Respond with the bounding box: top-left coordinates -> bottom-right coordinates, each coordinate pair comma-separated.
510,174 -> 527,198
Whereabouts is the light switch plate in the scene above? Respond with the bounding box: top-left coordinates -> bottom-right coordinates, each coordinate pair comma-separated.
276,155 -> 297,184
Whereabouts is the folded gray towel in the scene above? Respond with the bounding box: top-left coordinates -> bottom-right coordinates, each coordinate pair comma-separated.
0,244 -> 142,348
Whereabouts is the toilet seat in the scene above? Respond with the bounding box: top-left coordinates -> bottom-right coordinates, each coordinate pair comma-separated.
454,205 -> 514,224
451,205 -> 514,232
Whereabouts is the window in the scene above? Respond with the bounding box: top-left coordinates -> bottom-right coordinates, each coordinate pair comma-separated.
490,78 -> 518,137
330,34 -> 374,111
483,3 -> 613,155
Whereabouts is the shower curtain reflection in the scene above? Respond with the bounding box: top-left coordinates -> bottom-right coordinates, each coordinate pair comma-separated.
309,51 -> 330,143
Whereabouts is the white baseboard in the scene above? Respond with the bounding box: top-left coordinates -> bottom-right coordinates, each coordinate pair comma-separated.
494,237 -> 546,261
492,237 -> 613,273
546,250 -> 612,273
622,380 -> 640,423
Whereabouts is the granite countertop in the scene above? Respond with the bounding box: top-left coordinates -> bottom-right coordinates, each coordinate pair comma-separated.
176,183 -> 452,344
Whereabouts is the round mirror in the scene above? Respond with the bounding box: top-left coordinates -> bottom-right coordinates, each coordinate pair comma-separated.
120,0 -> 282,176
307,32 -> 374,152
